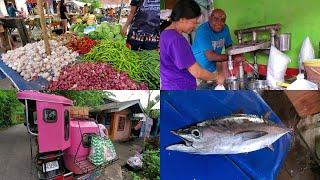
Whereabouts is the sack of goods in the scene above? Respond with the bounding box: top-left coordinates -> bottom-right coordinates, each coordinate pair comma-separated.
267,46 -> 290,89
89,136 -> 117,166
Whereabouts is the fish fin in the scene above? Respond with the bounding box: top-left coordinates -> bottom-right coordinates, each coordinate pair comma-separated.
197,121 -> 207,127
263,111 -> 272,123
170,130 -> 177,135
236,130 -> 268,141
268,144 -> 275,151
233,109 -> 244,114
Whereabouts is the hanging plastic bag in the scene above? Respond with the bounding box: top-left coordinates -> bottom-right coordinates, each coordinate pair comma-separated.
89,136 -> 117,166
299,37 -> 315,71
267,46 -> 291,89
127,152 -> 143,170
102,138 -> 117,162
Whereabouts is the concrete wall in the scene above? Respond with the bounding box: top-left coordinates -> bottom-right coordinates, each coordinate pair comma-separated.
215,0 -> 320,68
111,109 -> 132,141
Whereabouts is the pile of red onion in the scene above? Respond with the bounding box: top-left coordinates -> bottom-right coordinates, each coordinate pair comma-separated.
48,62 -> 148,90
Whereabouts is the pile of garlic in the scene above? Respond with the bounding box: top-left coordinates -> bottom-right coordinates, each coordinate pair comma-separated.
51,33 -> 79,46
1,40 -> 79,81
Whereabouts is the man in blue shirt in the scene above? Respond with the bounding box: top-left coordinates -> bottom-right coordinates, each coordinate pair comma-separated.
192,9 -> 244,89
189,0 -> 213,43
7,2 -> 19,17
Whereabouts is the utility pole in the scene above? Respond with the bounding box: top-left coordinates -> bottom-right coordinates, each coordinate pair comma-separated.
37,0 -> 51,55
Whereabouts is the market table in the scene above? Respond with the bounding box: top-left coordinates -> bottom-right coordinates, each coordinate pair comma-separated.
25,14 -> 62,31
161,91 -> 292,180
0,59 -> 48,90
0,17 -> 31,46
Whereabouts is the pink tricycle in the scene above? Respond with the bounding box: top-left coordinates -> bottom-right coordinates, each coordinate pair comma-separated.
17,91 -> 118,180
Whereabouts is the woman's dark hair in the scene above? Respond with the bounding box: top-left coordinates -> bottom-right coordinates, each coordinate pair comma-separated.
160,0 -> 201,32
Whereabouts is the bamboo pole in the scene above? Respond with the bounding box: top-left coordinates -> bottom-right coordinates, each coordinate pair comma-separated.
36,0 -> 51,55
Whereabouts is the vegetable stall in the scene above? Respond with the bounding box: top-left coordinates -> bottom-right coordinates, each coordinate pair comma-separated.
0,22 -> 159,90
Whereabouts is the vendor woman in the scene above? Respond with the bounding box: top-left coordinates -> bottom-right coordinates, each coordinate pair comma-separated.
121,0 -> 160,51
160,0 -> 224,90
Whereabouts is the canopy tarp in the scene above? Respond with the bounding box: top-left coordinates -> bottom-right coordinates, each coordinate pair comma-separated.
72,0 -> 91,7
26,0 -> 37,4
65,0 -> 91,7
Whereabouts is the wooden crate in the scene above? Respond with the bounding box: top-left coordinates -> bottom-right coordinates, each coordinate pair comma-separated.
285,90 -> 320,118
68,106 -> 89,118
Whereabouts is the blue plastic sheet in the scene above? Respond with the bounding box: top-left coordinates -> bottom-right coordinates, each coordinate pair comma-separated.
0,60 -> 48,90
0,70 -> 6,80
161,91 -> 292,180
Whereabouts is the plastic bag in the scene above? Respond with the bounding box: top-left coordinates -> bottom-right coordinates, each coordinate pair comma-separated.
103,139 -> 117,162
286,74 -> 318,90
214,85 -> 226,90
127,152 -> 143,169
267,46 -> 291,89
299,37 -> 315,71
89,136 -> 117,166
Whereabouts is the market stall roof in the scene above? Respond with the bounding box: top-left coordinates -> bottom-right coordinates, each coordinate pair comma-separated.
100,0 -> 130,8
26,0 -> 37,4
73,0 -> 91,7
65,0 -> 91,7
100,0 -> 130,5
17,90 -> 73,105
0,0 -> 8,16
91,99 -> 144,113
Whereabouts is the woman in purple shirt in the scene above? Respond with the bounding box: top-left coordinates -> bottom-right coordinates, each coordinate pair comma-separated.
160,0 -> 224,90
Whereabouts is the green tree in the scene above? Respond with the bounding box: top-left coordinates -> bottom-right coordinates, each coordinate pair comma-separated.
52,90 -> 114,108
142,150 -> 160,180
0,90 -> 24,128
80,0 -> 101,13
144,91 -> 160,119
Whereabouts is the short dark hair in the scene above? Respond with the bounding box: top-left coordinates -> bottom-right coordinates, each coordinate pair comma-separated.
170,0 -> 201,22
160,0 -> 201,32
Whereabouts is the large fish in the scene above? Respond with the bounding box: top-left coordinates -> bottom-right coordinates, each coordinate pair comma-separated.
166,114 -> 291,154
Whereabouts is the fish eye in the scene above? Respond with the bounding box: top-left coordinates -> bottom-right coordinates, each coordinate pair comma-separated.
191,129 -> 201,138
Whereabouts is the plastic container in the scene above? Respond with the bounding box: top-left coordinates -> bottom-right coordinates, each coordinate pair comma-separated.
303,59 -> 320,83
161,91 -> 292,180
277,33 -> 291,52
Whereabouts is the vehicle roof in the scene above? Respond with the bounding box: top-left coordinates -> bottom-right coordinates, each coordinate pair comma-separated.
17,91 -> 73,105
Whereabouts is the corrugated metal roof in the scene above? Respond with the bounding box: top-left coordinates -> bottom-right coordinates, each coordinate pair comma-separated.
91,99 -> 144,113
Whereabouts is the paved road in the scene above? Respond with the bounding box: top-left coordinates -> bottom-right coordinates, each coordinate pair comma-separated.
0,124 -> 36,180
0,124 -> 144,180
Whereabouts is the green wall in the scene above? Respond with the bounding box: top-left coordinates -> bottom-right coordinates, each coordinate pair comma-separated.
215,0 -> 320,68
160,0 -> 165,9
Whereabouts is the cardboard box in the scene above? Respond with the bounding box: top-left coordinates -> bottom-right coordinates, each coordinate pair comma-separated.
68,106 -> 89,118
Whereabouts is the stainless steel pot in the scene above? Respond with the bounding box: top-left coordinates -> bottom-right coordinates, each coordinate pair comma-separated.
277,33 -> 291,51
226,79 -> 240,90
247,80 -> 269,91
